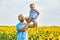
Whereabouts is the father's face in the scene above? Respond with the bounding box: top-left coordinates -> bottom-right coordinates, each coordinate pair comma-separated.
18,15 -> 24,22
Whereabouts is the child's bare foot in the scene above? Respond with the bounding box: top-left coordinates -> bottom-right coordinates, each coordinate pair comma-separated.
36,30 -> 38,34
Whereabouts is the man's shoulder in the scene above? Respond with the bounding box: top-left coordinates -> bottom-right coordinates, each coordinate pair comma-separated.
16,22 -> 21,26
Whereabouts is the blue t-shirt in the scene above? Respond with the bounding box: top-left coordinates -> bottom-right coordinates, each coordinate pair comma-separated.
16,22 -> 28,40
29,9 -> 39,19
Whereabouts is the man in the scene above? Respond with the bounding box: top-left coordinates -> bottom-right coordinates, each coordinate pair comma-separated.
16,14 -> 35,40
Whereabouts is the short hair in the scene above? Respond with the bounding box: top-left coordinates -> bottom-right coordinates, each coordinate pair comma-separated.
18,14 -> 23,18
30,3 -> 35,6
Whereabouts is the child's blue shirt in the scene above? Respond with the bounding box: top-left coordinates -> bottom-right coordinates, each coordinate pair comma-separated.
29,9 -> 39,19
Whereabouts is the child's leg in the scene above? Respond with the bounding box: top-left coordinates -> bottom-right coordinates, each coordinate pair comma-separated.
31,18 -> 38,33
33,21 -> 38,33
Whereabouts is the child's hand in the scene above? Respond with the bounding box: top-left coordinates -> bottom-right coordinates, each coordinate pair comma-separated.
36,13 -> 40,19
36,15 -> 38,19
36,12 -> 40,19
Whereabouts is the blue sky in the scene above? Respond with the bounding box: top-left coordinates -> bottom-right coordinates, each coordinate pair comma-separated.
0,0 -> 60,26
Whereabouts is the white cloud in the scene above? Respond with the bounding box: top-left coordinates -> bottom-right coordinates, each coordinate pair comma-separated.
0,0 -> 60,26
27,0 -> 40,2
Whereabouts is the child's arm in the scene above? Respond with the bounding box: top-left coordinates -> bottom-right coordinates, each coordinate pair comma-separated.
35,10 -> 40,19
36,12 -> 40,19
37,12 -> 40,17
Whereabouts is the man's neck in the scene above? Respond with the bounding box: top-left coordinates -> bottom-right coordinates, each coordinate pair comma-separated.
20,22 -> 24,24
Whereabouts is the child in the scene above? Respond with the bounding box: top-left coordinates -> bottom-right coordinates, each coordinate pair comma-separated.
26,4 -> 40,33
29,3 -> 40,33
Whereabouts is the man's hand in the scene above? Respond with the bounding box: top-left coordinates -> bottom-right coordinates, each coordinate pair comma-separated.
25,17 -> 31,24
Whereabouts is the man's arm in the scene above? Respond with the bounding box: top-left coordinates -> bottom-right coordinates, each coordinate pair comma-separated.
19,24 -> 29,32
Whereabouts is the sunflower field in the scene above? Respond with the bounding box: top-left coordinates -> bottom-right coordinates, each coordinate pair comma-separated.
0,26 -> 60,40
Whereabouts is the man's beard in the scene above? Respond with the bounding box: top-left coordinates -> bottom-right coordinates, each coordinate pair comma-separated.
20,20 -> 24,22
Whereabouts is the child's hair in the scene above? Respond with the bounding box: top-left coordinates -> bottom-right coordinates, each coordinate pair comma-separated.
30,3 -> 35,6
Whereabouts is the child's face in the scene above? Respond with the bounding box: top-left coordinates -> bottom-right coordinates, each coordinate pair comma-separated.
30,5 -> 35,10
